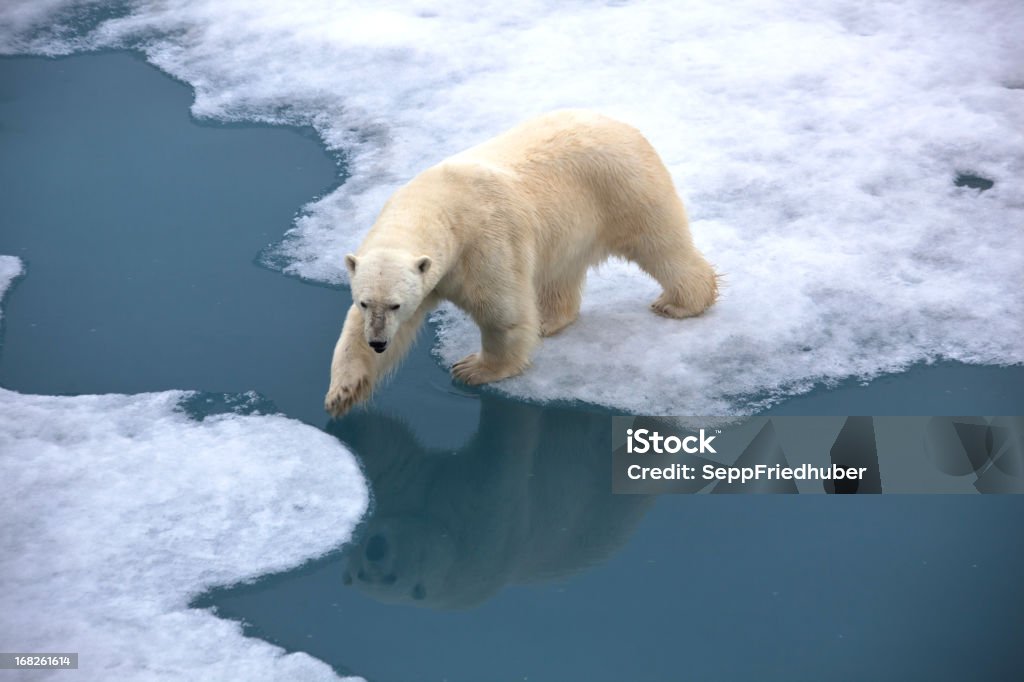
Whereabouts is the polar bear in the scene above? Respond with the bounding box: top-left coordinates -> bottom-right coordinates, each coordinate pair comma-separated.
325,110 -> 717,417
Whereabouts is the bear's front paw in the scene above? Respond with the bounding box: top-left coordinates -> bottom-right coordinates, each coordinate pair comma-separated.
452,353 -> 523,385
324,370 -> 372,418
651,292 -> 710,320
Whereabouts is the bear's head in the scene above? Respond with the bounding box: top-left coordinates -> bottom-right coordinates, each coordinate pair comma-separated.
345,249 -> 432,354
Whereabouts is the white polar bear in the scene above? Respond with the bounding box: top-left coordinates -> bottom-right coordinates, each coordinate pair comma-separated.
326,110 -> 718,416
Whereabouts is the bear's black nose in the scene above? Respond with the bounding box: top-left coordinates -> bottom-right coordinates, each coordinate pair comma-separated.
369,340 -> 388,353
365,534 -> 389,561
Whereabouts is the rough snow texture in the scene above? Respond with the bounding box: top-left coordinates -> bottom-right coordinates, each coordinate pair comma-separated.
0,255 -> 22,323
0,259 -> 367,681
2,1 -> 1022,415
0,389 -> 368,681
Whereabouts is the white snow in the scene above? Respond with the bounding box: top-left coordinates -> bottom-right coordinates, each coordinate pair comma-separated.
0,259 -> 367,681
1,0 -> 1021,414
0,256 -> 22,322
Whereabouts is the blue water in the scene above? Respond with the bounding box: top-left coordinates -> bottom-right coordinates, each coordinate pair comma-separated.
1,53 -> 1022,681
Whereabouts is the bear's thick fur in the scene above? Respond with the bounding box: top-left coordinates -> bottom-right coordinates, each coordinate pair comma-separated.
326,110 -> 717,416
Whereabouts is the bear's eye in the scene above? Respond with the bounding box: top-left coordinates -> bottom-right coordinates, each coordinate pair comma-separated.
359,301 -> 367,309
389,304 -> 400,311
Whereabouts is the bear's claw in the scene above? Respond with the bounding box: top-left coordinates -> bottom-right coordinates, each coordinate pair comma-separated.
324,373 -> 371,417
452,353 -> 522,385
651,293 -> 709,320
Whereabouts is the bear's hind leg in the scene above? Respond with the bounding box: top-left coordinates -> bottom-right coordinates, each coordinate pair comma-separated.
623,223 -> 718,320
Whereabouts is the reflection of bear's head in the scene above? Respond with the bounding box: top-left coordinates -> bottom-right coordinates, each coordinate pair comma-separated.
345,249 -> 431,353
342,515 -> 457,606
329,397 -> 653,610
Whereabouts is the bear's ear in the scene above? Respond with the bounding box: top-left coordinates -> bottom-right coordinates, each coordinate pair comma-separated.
345,254 -> 358,275
415,256 -> 432,275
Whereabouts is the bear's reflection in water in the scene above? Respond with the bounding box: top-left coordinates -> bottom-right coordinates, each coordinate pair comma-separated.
327,396 -> 654,610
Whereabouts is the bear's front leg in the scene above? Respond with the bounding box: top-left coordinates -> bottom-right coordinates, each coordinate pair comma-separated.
325,305 -> 376,417
453,277 -> 541,386
453,320 -> 540,386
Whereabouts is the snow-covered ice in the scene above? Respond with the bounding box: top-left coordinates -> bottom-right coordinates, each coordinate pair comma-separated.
1,1 -> 1021,414
0,256 -> 22,322
0,259 -> 367,681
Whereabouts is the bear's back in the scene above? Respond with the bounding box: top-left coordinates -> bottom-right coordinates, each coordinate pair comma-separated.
452,110 -> 650,177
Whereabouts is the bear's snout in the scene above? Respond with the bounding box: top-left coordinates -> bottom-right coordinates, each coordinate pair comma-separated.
349,533 -> 398,585
369,340 -> 388,353
365,533 -> 389,561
